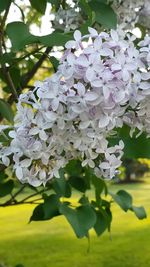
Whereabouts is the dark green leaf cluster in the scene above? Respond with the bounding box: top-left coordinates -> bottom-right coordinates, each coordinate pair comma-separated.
110,190 -> 147,219
29,161 -> 146,238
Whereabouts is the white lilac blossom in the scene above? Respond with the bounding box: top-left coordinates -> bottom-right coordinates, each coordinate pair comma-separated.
123,36 -> 150,135
52,2 -> 83,33
138,0 -> 150,30
0,27 -> 150,187
112,0 -> 150,30
111,0 -> 143,27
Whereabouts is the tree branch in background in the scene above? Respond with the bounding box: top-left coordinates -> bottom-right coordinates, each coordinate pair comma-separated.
8,46 -> 51,105
0,188 -> 49,207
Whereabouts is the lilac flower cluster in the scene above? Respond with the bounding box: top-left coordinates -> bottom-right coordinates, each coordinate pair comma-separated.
112,0 -> 150,30
0,28 -> 150,186
52,5 -> 82,33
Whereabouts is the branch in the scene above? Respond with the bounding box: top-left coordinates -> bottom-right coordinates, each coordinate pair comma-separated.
0,198 -> 43,207
20,189 -> 47,203
8,46 -> 51,105
11,185 -> 26,199
0,68 -> 18,99
0,188 -> 50,207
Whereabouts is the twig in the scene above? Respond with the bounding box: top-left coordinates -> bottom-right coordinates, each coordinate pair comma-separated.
0,198 -> 43,207
20,188 -> 48,203
8,46 -> 51,105
11,185 -> 26,200
0,188 -> 50,207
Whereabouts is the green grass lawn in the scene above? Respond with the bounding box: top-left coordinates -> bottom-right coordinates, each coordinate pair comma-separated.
0,180 -> 150,267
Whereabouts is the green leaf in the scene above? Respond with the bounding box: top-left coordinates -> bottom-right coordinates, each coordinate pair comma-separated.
59,203 -> 96,238
96,0 -> 107,3
59,203 -> 83,238
30,204 -> 44,221
47,0 -> 60,8
65,160 -> 83,177
131,206 -> 147,220
43,194 -> 60,219
79,0 -> 95,34
0,52 -> 15,65
89,1 -> 117,29
0,171 -> 8,182
6,22 -> 72,50
0,127 -> 12,143
69,176 -> 87,193
77,205 -> 96,233
110,190 -> 132,212
109,126 -> 150,159
6,22 -> 37,50
9,67 -> 21,87
50,56 -> 59,72
92,175 -> 107,196
79,0 -> 92,18
29,0 -> 47,14
0,99 -> 14,123
39,32 -> 72,47
30,194 -> 60,221
94,210 -> 109,236
52,171 -> 71,198
78,195 -> 89,205
0,0 -> 10,13
0,180 -> 14,197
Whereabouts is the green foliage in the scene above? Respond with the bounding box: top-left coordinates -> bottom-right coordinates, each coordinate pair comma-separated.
0,180 -> 14,198
110,190 -> 132,212
0,52 -> 15,65
52,169 -> 71,197
94,209 -> 111,236
0,99 -> 14,123
89,0 -> 117,28
109,126 -> 150,159
69,176 -> 87,193
29,161 -> 147,239
39,32 -> 72,47
6,22 -> 37,50
47,0 -> 60,7
29,0 -> 47,14
30,194 -> 60,221
0,0 -> 10,13
6,22 -> 72,51
59,202 -> 96,238
50,56 -> 59,72
110,190 -> 147,219
131,206 -> 147,220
